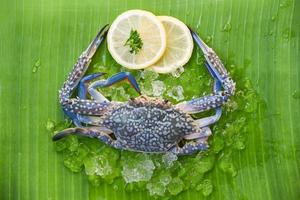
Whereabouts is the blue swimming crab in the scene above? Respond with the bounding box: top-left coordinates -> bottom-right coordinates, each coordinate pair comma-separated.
53,25 -> 235,155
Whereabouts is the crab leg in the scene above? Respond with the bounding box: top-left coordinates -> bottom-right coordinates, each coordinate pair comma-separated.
75,71 -> 141,125
170,127 -> 212,155
78,73 -> 106,100
169,139 -> 209,155
52,127 -> 124,150
77,115 -> 102,125
88,71 -> 141,99
175,29 -> 235,114
75,73 -> 110,126
184,126 -> 212,140
78,72 -> 141,102
59,25 -> 111,124
195,77 -> 222,127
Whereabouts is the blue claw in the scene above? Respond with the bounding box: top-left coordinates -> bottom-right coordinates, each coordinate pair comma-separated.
78,73 -> 106,99
214,77 -> 222,93
189,28 -> 236,101
211,76 -> 223,123
85,24 -> 109,59
190,29 -> 225,84
97,72 -> 141,95
204,62 -> 222,84
189,29 -> 209,51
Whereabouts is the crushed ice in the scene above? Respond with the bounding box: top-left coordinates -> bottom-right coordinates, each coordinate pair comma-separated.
85,155 -> 112,176
140,70 -> 159,80
162,152 -> 178,168
167,85 -> 185,101
121,155 -> 155,183
171,66 -> 185,78
152,80 -> 166,97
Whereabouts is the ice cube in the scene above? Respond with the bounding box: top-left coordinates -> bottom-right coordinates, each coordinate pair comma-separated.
159,173 -> 172,186
152,80 -> 166,97
140,70 -> 159,80
167,177 -> 184,195
171,66 -> 185,78
111,87 -> 130,101
167,85 -> 185,101
196,179 -> 213,196
121,155 -> 155,183
146,182 -> 166,196
162,152 -> 178,168
141,82 -> 153,96
45,119 -> 55,131
84,155 -> 112,177
225,100 -> 238,112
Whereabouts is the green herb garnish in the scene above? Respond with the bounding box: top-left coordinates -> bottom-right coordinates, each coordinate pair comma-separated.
124,29 -> 143,54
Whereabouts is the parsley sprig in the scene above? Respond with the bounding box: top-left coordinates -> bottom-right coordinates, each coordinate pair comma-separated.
124,29 -> 143,54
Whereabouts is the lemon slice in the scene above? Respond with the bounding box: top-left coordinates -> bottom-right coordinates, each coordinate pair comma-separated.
107,10 -> 167,69
149,16 -> 194,73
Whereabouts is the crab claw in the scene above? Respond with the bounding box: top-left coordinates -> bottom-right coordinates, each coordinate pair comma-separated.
85,24 -> 109,59
189,28 -> 227,83
189,28 -> 235,96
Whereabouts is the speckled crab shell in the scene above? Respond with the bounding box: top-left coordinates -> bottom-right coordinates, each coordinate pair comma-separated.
101,96 -> 198,152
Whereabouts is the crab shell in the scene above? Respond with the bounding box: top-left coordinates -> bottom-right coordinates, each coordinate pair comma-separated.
101,96 -> 200,152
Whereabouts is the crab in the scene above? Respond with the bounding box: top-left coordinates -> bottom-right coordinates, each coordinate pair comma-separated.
53,25 -> 235,155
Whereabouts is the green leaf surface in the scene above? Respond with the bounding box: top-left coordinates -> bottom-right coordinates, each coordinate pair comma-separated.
1,0 -> 299,200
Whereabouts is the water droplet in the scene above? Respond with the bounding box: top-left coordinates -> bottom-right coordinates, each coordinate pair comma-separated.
32,59 -> 41,73
282,28 -> 291,40
279,0 -> 291,8
292,90 -> 300,99
222,22 -> 232,32
45,119 -> 55,131
205,35 -> 213,44
113,184 -> 119,191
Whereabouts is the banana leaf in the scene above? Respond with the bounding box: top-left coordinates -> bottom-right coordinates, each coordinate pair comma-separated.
0,0 -> 299,199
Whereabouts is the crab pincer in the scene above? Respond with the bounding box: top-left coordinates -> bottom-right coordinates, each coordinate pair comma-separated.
175,29 -> 236,115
